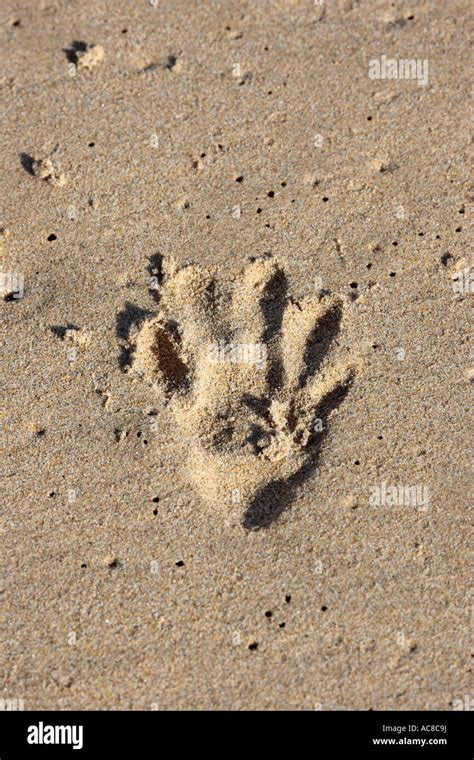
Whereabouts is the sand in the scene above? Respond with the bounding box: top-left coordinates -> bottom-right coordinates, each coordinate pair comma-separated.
0,0 -> 471,710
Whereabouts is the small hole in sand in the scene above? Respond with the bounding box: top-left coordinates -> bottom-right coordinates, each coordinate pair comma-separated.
205,214 -> 211,219
367,115 -> 372,121
281,181 -> 287,187
366,263 -> 372,269
152,508 -> 158,516
137,431 -> 141,438
455,227 -> 462,232
152,496 -> 160,503
441,253 -> 453,266
321,605 -> 328,612
267,190 -> 275,198
122,28 -> 128,33
279,622 -> 286,628
378,435 -> 383,440
235,176 -> 244,183
354,460 -> 360,465
265,610 -> 272,618
248,642 -> 258,651
285,594 -> 291,603
143,439 -> 148,445
349,282 -> 358,289
47,234 -> 57,242
165,54 -> 177,69
12,19 -> 21,27
435,235 -> 441,239
81,563 -> 87,569
392,241 -> 398,246
256,207 -> 262,214
418,232 -> 424,237
88,142 -> 95,147
49,491 -> 56,497
389,271 -> 396,277
322,197 -> 329,202
35,429 -> 46,437
175,560 -> 184,567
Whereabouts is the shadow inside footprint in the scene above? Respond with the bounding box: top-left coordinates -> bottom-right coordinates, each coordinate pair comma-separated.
149,322 -> 189,390
261,269 -> 287,390
299,302 -> 342,388
242,394 -> 271,423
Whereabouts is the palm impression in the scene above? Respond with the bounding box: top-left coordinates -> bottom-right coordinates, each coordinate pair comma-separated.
128,257 -> 355,527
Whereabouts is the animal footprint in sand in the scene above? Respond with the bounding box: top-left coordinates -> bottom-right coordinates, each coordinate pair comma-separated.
130,258 -> 355,522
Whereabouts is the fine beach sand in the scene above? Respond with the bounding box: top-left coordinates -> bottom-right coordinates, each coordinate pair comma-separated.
1,0 -> 471,710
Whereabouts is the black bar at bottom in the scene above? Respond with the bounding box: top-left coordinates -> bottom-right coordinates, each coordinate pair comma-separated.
0,710 -> 470,757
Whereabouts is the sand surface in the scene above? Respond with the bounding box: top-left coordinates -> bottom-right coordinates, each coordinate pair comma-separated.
1,0 -> 471,710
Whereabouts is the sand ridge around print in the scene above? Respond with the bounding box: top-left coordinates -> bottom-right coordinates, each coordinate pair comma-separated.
0,0 -> 471,711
